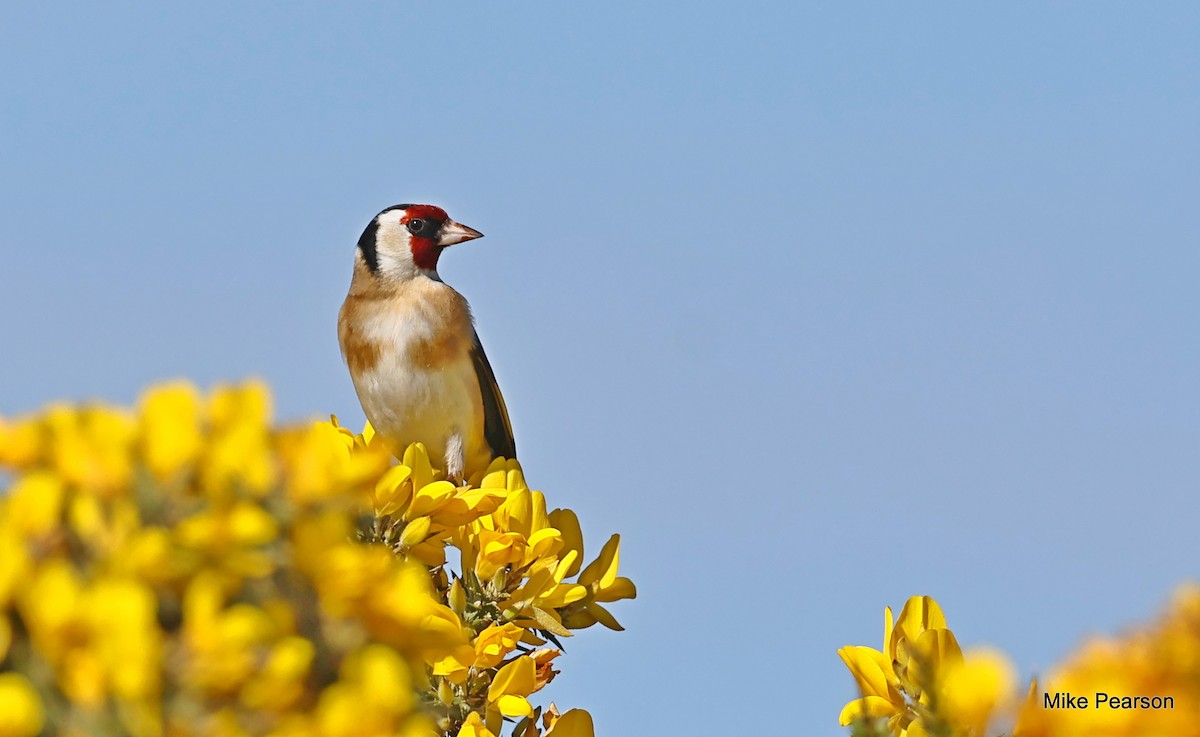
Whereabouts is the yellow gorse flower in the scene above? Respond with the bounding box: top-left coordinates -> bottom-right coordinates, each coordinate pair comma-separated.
0,380 -> 627,737
839,596 -> 1015,737
541,705 -> 595,737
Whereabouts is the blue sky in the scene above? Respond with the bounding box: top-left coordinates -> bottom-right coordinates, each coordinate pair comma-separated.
3,2 -> 1199,733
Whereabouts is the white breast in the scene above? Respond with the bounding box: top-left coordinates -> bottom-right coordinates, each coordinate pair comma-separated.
345,280 -> 487,479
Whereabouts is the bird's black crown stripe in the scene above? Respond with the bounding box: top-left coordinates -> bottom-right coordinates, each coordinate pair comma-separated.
356,218 -> 381,273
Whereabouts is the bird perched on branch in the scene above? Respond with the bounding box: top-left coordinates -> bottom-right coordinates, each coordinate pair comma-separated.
338,204 -> 516,482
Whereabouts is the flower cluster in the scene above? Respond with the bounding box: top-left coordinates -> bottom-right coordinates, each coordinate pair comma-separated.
840,590 -> 1200,737
1015,583 -> 1200,737
0,381 -> 634,737
838,596 -> 1016,737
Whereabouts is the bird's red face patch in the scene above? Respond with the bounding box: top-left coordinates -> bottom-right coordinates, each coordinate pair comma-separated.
401,205 -> 450,271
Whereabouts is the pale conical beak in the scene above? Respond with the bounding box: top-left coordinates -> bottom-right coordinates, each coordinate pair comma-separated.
438,220 -> 485,247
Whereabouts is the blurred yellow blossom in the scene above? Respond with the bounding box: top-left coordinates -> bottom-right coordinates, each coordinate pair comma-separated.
139,380 -> 203,480
176,499 -> 279,578
0,414 -> 42,469
200,381 -> 277,497
240,636 -> 315,712
313,644 -> 420,737
0,673 -> 44,737
182,572 -> 276,696
3,471 -> 65,539
48,404 -> 137,495
940,649 -> 1017,734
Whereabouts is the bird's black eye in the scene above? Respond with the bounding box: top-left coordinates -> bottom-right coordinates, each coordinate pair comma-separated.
406,218 -> 427,235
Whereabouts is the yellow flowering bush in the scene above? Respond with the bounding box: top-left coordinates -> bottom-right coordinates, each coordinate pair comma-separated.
840,589 -> 1200,737
1014,583 -> 1200,737
0,381 -> 634,737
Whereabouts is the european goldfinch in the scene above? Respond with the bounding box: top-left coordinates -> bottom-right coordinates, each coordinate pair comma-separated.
338,204 -> 516,482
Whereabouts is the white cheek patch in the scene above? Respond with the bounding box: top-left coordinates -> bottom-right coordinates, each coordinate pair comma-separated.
373,217 -> 421,281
